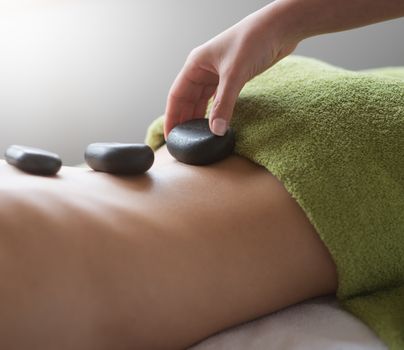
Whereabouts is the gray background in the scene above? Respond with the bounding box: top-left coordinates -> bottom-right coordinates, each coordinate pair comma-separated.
0,0 -> 403,164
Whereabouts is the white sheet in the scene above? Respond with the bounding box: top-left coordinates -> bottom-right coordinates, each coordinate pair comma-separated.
189,296 -> 387,350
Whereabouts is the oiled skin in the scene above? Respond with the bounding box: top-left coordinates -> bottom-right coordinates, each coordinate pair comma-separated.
0,145 -> 337,350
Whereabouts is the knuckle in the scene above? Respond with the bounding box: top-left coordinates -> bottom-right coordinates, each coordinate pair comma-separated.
186,45 -> 204,63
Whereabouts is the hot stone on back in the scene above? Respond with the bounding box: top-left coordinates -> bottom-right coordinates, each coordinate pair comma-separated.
166,118 -> 235,165
5,145 -> 62,176
85,143 -> 154,175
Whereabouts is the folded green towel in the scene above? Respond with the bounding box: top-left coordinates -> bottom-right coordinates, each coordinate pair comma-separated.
145,55 -> 404,350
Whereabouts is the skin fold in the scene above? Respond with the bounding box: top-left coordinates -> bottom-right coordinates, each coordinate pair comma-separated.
0,146 -> 337,349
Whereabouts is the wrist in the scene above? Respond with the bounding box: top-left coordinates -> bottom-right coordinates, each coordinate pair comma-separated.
249,1 -> 311,50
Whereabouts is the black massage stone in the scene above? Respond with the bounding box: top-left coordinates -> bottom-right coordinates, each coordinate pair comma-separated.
166,118 -> 235,165
85,143 -> 154,175
5,145 -> 62,176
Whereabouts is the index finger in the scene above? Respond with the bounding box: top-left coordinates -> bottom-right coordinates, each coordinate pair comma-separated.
164,63 -> 218,139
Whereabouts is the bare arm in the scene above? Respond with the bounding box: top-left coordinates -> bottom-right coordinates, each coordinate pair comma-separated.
164,0 -> 404,138
265,0 -> 404,43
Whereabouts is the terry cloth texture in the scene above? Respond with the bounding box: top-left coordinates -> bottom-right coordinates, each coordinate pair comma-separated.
144,56 -> 404,350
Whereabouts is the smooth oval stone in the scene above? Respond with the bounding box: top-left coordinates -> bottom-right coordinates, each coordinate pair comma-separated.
85,143 -> 154,175
166,119 -> 235,165
5,145 -> 62,176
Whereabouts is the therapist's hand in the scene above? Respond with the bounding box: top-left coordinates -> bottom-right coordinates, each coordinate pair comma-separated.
164,0 -> 404,139
163,5 -> 298,138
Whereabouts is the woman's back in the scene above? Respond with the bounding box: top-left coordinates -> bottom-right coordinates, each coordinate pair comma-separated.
0,145 -> 337,349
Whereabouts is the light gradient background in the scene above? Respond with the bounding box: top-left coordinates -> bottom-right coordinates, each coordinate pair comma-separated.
0,0 -> 403,164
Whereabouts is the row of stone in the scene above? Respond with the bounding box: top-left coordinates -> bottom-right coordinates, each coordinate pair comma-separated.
4,143 -> 156,176
4,119 -> 235,176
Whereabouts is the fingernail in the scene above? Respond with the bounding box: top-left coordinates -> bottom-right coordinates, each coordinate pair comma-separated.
211,118 -> 228,136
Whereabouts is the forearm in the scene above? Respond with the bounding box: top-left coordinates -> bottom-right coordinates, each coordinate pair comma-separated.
256,0 -> 404,44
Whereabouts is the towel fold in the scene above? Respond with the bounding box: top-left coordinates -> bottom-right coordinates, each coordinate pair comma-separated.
145,55 -> 404,350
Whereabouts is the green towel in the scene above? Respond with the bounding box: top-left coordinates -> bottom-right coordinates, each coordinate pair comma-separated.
145,55 -> 404,350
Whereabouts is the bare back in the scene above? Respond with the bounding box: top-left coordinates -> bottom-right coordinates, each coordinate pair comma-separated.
0,145 -> 337,349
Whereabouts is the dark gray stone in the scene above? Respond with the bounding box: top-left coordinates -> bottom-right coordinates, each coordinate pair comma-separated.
5,145 -> 62,176
166,118 -> 235,165
85,143 -> 154,175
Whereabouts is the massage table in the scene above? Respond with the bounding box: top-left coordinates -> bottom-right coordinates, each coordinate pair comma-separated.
189,296 -> 387,350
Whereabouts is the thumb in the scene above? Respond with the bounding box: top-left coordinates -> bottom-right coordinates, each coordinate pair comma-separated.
209,75 -> 244,136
